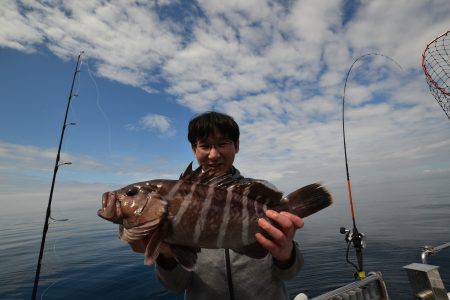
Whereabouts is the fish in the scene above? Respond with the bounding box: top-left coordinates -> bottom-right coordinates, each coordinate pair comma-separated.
97,162 -> 332,269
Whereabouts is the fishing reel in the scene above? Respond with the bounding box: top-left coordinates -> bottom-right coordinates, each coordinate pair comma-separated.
340,226 -> 366,280
340,227 -> 366,248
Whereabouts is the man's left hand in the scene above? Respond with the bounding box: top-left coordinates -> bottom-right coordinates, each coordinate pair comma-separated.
255,210 -> 304,263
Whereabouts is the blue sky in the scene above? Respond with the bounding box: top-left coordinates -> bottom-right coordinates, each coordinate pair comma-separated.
1,47 -> 195,184
1,0 -> 449,214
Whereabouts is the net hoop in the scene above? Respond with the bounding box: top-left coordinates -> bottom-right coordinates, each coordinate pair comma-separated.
422,30 -> 450,118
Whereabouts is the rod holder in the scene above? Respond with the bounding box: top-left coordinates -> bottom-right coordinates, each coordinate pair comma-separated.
403,263 -> 448,300
421,243 -> 450,264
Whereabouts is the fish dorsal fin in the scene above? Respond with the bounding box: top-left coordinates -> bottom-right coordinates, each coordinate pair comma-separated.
179,162 -> 194,180
179,163 -> 214,184
179,164 -> 282,205
198,169 -> 214,184
187,168 -> 221,185
231,180 -> 283,206
198,170 -> 235,186
215,176 -> 237,189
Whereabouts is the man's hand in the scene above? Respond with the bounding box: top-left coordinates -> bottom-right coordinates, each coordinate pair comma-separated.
255,210 -> 304,263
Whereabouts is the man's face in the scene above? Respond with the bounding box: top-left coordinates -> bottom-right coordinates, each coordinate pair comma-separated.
192,129 -> 239,176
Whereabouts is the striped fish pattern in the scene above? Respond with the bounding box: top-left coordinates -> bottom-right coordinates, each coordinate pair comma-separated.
97,163 -> 332,268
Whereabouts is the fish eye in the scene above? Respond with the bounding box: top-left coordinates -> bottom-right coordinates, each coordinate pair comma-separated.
125,187 -> 139,197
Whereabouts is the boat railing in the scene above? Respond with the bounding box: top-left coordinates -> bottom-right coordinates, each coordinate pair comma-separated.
403,242 -> 450,300
296,271 -> 389,300
294,242 -> 449,300
421,242 -> 450,264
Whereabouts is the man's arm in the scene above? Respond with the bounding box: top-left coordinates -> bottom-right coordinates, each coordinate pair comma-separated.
128,240 -> 193,293
256,210 -> 305,280
155,243 -> 193,293
271,240 -> 304,280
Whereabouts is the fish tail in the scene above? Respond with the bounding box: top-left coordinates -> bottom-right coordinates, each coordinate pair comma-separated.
284,183 -> 332,218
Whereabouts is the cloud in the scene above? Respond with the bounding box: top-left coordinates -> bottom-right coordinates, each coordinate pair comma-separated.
346,1 -> 450,69
140,114 -> 173,133
0,140 -> 102,172
0,0 -> 44,52
0,140 -> 181,184
125,113 -> 176,136
1,0 -> 182,90
423,167 -> 450,175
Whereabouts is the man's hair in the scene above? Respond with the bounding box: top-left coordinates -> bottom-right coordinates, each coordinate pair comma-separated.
188,111 -> 240,146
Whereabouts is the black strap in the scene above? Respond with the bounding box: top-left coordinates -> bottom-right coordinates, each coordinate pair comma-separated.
225,249 -> 235,300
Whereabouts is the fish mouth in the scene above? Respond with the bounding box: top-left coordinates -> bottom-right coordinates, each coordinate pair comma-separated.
97,192 -> 123,223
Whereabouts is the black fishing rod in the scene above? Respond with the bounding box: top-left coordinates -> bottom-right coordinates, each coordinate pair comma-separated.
32,51 -> 84,300
340,53 -> 402,280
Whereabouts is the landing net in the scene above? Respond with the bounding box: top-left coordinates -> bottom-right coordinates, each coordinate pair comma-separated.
422,30 -> 450,119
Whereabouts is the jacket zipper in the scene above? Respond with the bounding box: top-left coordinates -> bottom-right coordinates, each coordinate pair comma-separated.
225,249 -> 235,300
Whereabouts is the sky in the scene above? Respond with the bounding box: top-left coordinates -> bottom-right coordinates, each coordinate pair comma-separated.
1,0 -> 449,215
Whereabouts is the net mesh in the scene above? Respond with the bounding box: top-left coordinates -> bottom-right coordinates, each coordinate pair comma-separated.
422,30 -> 450,119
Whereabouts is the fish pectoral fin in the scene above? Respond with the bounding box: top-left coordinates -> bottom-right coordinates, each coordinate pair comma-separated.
120,219 -> 161,243
143,229 -> 164,265
169,244 -> 199,271
233,243 -> 268,259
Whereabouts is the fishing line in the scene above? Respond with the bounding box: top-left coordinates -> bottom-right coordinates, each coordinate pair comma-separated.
40,238 -> 63,279
40,272 -> 126,299
40,278 -> 96,300
51,241 -> 62,266
85,58 -> 113,156
341,52 -> 403,280
40,278 -> 65,300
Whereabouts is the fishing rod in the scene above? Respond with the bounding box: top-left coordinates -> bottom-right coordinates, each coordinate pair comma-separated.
340,53 -> 402,280
32,51 -> 84,300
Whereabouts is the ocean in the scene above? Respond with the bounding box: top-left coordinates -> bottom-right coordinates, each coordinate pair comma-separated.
1,176 -> 449,299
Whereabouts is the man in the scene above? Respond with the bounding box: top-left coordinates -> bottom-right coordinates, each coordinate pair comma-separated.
133,111 -> 304,299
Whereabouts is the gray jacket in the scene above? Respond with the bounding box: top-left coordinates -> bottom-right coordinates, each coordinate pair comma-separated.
156,245 -> 303,299
156,167 -> 304,299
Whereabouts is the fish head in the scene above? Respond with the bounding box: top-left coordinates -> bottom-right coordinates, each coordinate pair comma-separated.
97,180 -> 167,228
